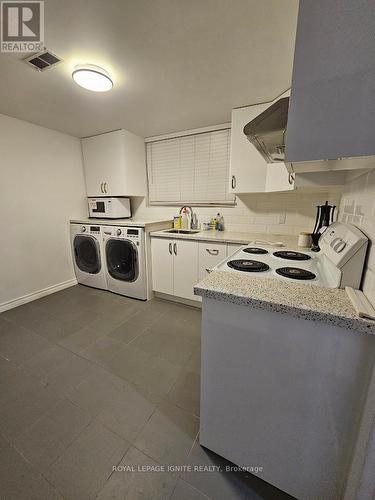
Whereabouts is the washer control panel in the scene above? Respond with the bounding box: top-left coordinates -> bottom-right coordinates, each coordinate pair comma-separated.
81,225 -> 101,235
103,226 -> 142,246
124,228 -> 140,246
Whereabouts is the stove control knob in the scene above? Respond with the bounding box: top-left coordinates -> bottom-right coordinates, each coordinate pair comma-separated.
332,238 -> 346,253
116,229 -> 122,236
81,226 -> 86,232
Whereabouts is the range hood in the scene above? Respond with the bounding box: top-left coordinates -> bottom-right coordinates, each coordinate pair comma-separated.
243,97 -> 289,163
243,95 -> 375,174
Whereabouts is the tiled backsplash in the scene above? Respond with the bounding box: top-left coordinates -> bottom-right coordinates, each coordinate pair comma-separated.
132,191 -> 340,236
339,170 -> 375,307
134,177 -> 375,305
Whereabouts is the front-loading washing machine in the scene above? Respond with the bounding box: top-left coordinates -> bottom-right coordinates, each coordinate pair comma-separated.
103,226 -> 147,300
70,223 -> 107,290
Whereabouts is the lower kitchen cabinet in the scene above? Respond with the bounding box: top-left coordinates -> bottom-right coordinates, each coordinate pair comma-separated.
151,238 -> 199,301
151,238 -> 174,295
151,238 -> 247,303
198,242 -> 227,279
229,92 -> 292,194
173,239 -> 199,301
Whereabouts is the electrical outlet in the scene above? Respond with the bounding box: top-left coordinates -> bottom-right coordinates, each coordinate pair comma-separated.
279,213 -> 286,224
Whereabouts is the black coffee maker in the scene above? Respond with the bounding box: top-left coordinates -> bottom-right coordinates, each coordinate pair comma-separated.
311,201 -> 336,251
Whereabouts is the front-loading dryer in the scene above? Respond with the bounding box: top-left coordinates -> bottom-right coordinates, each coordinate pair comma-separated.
103,226 -> 147,300
70,223 -> 107,290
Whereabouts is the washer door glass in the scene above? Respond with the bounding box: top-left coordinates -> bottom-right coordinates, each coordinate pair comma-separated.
74,235 -> 101,274
106,239 -> 138,282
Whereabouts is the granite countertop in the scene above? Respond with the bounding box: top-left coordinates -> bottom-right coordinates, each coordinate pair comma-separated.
194,271 -> 375,336
70,218 -> 172,229
150,229 -> 300,248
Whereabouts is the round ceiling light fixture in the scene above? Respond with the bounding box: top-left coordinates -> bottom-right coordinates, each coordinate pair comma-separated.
72,64 -> 113,92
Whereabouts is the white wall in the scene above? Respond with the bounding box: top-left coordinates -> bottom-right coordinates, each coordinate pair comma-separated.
338,169 -> 375,307
132,191 -> 341,236
0,114 -> 87,310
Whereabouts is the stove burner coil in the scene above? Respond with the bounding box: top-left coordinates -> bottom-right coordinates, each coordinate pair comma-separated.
273,251 -> 311,261
276,267 -> 316,280
243,247 -> 268,255
227,259 -> 270,272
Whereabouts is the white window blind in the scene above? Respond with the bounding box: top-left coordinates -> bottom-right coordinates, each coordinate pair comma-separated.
146,128 -> 235,205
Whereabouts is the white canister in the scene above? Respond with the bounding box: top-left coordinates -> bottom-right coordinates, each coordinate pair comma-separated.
298,232 -> 312,248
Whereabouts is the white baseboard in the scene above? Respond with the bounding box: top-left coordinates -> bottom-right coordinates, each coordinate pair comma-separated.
0,278 -> 78,313
154,292 -> 202,309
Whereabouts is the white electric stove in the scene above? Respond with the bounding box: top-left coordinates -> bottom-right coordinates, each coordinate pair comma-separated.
214,222 -> 368,289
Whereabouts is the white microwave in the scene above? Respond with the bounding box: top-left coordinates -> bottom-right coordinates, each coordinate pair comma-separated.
88,197 -> 131,219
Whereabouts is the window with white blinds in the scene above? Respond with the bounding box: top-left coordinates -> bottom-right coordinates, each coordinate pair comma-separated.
146,128 -> 235,205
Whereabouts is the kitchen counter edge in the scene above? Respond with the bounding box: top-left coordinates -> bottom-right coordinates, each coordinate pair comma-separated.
70,218 -> 172,230
194,271 -> 375,336
150,229 -> 299,247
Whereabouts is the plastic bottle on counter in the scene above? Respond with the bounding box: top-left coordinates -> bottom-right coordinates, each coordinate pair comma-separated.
202,220 -> 211,231
182,208 -> 191,230
173,214 -> 182,229
216,213 -> 224,231
216,213 -> 221,231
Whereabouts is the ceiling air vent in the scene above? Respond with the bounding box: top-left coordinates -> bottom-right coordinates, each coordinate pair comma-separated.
24,50 -> 62,72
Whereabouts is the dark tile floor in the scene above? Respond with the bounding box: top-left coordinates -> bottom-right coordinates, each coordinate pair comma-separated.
0,285 -> 293,500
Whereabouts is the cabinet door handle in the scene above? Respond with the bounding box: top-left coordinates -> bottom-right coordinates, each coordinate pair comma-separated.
206,249 -> 219,256
100,182 -> 104,193
169,242 -> 172,255
288,173 -> 295,185
231,175 -> 236,189
173,242 -> 177,255
104,182 -> 108,193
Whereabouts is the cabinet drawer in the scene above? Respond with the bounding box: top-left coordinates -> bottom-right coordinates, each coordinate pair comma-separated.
198,242 -> 227,280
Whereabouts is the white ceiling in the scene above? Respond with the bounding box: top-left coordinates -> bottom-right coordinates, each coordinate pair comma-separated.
0,0 -> 299,138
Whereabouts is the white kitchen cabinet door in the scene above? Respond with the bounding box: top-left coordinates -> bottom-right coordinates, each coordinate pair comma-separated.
82,129 -> 146,197
173,240 -> 199,301
265,163 -> 294,192
230,91 -> 298,194
198,242 -> 227,280
151,238 -> 174,295
229,103 -> 270,194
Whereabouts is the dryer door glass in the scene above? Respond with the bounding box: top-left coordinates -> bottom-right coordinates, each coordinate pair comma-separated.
74,235 -> 101,274
106,239 -> 138,282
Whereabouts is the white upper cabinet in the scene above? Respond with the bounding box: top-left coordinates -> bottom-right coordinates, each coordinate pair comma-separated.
265,163 -> 294,192
82,129 -> 146,197
229,102 -> 270,194
229,92 -> 294,194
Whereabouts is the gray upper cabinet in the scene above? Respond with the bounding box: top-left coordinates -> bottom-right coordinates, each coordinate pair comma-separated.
286,0 -> 375,164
